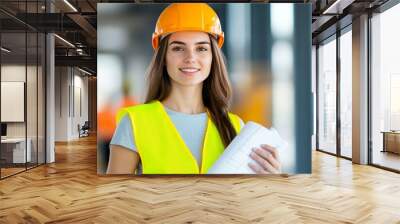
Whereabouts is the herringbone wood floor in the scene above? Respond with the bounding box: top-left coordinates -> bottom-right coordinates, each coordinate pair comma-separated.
1,135 -> 400,223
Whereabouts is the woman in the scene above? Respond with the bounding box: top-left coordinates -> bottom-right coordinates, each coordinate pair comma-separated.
106,3 -> 281,174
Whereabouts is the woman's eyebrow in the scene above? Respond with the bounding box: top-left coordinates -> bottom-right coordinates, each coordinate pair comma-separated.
169,41 -> 210,46
195,41 -> 210,45
169,41 -> 185,45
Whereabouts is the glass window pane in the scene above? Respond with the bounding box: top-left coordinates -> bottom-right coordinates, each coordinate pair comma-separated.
1,1 -> 46,179
340,29 -> 352,158
1,31 -> 27,177
318,37 -> 337,154
371,3 -> 400,171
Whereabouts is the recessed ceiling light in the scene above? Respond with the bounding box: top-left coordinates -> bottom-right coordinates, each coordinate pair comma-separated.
54,34 -> 75,48
1,47 -> 11,53
322,0 -> 353,15
78,67 -> 92,76
63,0 -> 78,12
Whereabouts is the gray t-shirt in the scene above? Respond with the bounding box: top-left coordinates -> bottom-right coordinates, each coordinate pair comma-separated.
110,106 -> 243,174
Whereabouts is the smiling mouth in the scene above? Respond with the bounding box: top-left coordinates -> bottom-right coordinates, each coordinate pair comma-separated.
179,68 -> 200,74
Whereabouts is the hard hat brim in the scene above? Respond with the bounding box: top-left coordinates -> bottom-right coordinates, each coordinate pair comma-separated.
152,30 -> 224,50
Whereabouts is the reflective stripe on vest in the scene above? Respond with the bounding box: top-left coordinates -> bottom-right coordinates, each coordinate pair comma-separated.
116,100 -> 241,174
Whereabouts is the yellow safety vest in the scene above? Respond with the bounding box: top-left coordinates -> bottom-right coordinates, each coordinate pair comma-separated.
116,100 -> 241,174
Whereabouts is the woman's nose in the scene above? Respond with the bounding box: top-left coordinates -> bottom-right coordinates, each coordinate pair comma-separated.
183,49 -> 196,63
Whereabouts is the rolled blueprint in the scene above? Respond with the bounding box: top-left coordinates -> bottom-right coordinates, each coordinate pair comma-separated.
207,121 -> 287,174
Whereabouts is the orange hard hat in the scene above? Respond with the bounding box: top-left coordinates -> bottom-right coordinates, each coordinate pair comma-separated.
152,3 -> 224,50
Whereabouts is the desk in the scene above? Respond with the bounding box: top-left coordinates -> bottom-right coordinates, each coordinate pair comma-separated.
1,138 -> 31,163
381,131 -> 400,154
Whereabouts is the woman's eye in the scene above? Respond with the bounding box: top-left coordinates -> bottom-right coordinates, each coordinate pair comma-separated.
172,46 -> 184,51
197,47 -> 208,52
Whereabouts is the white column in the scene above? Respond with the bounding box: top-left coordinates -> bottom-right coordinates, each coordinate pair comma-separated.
45,0 -> 55,163
46,32 -> 55,163
352,14 -> 369,164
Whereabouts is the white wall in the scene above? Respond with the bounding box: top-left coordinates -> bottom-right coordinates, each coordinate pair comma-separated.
1,63 -> 46,163
1,65 -> 38,138
1,66 -> 26,131
71,72 -> 89,138
55,67 -> 89,141
55,67 -> 69,141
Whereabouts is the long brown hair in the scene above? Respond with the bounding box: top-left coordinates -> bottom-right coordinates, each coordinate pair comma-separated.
145,34 -> 237,147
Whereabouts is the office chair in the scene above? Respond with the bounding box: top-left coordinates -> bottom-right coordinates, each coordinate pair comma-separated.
79,121 -> 90,138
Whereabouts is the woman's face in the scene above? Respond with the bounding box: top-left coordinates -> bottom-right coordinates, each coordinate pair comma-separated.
165,31 -> 212,88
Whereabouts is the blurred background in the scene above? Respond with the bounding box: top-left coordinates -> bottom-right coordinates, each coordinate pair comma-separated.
97,3 -> 312,174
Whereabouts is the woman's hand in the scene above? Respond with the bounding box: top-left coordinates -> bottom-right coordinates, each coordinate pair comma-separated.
248,144 -> 281,174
